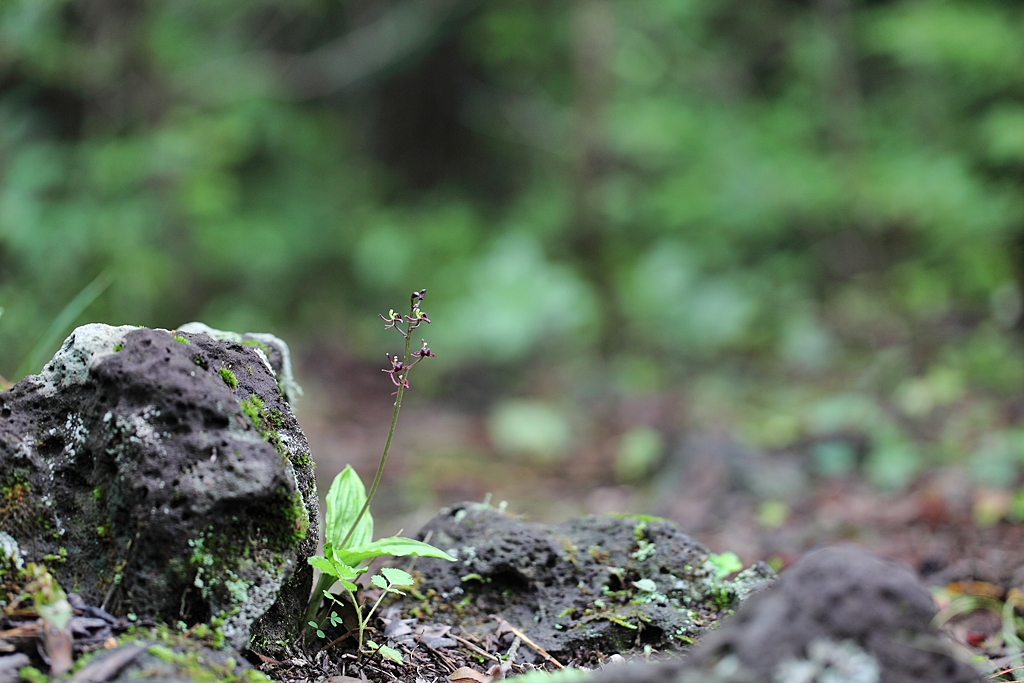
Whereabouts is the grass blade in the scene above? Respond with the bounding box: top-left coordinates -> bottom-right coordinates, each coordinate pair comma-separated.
0,307 -> 7,388
15,270 -> 113,380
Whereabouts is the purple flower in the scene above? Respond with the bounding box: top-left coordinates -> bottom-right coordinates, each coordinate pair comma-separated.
379,309 -> 402,331
405,307 -> 431,326
382,353 -> 409,389
412,340 -> 435,359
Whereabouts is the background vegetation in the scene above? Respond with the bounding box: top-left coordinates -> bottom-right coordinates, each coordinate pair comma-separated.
4,0 -> 1024,498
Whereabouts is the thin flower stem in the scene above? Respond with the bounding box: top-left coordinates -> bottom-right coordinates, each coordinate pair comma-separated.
338,323 -> 413,550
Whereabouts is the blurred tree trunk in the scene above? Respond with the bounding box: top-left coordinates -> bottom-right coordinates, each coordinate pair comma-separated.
817,0 -> 863,156
568,0 -> 619,357
817,0 -> 866,239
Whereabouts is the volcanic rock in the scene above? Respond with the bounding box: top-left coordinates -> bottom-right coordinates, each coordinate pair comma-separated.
0,323 -> 318,651
405,503 -> 774,661
588,545 -> 983,683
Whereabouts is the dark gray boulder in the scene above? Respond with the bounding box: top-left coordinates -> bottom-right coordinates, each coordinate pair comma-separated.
405,503 -> 774,661
588,545 -> 984,683
0,323 -> 318,651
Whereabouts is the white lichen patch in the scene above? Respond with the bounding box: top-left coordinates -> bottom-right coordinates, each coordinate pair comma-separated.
38,493 -> 65,539
246,333 -> 302,403
188,533 -> 294,650
679,655 -> 748,683
0,531 -> 24,572
63,413 -> 88,457
176,322 -> 304,403
773,638 -> 880,683
730,563 -> 776,602
16,435 -> 36,462
115,412 -> 163,450
34,324 -> 137,396
219,558 -> 292,650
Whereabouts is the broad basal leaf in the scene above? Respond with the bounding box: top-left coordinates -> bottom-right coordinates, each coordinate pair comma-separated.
333,537 -> 456,566
325,465 -> 374,550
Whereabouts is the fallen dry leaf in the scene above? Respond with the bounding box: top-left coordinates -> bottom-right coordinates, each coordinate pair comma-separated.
448,665 -> 491,683
43,621 -> 73,676
67,644 -> 144,683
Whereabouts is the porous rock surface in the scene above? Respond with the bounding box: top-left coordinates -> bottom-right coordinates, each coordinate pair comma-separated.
0,323 -> 318,651
405,503 -> 774,661
588,545 -> 983,683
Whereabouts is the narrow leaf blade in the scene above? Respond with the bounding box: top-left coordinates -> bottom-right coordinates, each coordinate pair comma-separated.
16,269 -> 113,380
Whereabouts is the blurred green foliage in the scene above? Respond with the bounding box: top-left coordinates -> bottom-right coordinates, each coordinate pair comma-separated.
4,0 -> 1024,485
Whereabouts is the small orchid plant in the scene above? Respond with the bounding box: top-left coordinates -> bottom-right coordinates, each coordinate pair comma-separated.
303,290 -> 454,662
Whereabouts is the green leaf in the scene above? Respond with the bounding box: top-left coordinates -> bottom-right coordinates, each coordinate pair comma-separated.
308,548 -> 360,591
380,567 -> 414,588
371,575 -> 388,589
707,552 -> 743,579
328,545 -> 359,571
308,555 -> 338,575
333,537 -> 456,566
367,640 -> 403,664
325,465 -> 373,550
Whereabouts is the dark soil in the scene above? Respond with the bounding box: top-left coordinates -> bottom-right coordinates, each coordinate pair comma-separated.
3,337 -> 1022,682
292,345 -> 1024,682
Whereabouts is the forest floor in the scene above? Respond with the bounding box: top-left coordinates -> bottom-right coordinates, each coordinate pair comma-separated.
4,344 -> 1021,682
294,344 -> 1024,681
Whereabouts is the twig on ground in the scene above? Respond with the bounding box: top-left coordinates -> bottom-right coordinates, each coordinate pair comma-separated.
321,627 -> 360,652
493,617 -> 563,669
423,640 -> 459,673
450,633 -> 500,663
498,636 -> 521,679
67,644 -> 145,683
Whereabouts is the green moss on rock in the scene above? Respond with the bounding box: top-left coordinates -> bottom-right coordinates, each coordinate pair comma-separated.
239,394 -> 286,456
219,368 -> 238,389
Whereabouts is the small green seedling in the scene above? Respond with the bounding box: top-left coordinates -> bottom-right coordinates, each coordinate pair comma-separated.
933,590 -> 1024,680
304,466 -> 454,655
366,639 -> 404,664
307,610 -> 343,639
